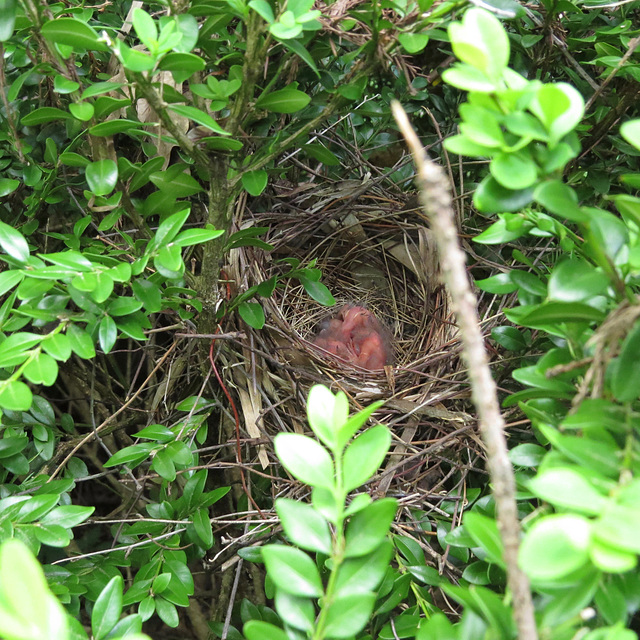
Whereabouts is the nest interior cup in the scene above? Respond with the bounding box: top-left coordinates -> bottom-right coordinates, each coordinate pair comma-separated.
238,181 -> 462,400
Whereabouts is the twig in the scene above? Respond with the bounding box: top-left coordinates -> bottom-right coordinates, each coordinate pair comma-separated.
392,101 -> 538,640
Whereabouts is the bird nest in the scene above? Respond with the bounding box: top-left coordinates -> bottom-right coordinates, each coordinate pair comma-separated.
221,176 -> 493,512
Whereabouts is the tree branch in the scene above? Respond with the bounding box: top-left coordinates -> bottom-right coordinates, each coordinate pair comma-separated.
392,100 -> 538,640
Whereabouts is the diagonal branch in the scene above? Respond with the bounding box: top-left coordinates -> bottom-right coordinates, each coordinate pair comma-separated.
392,100 -> 538,640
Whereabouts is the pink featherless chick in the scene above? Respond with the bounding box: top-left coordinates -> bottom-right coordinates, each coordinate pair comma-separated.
312,305 -> 392,370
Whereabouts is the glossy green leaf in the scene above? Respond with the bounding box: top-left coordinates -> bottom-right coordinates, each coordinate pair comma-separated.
69,101 -> 95,121
99,315 -> 117,354
473,175 -> 534,213
243,621 -> 289,640
274,433 -> 334,489
261,545 -> 323,596
238,301 -> 265,329
241,170 -> 268,196
620,119 -> 640,152
0,178 -> 19,197
343,426 -> 391,492
612,320 -> 640,402
274,590 -> 315,632
0,380 -> 33,411
0,0 -> 16,41
298,276 -> 335,305
168,105 -> 229,134
92,575 -> 123,640
448,8 -> 509,79
276,498 -> 332,554
490,151 -> 538,190
86,159 -> 118,196
322,592 -> 376,638
463,512 -> 505,567
534,180 -> 586,222
344,498 -> 397,558
0,221 -> 29,263
335,539 -> 393,596
256,88 -> 311,114
41,17 -> 108,51
0,539 -> 68,640
192,508 -> 213,548
519,514 -> 591,581
23,353 -> 58,386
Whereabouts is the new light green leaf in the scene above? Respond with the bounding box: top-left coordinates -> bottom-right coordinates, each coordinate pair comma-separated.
274,433 -> 334,489
448,8 -> 509,80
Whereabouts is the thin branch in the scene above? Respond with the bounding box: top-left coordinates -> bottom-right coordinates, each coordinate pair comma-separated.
392,101 -> 538,640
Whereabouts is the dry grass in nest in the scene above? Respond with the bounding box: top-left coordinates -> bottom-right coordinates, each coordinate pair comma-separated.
220,172 -> 501,520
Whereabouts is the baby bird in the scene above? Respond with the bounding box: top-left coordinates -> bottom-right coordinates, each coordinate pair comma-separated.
312,305 -> 392,371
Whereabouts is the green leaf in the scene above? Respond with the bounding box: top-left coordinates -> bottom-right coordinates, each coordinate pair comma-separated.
0,0 -> 16,41
149,209 -> 190,250
612,320 -> 640,402
256,88 -> 311,114
238,301 -> 265,329
0,539 -> 68,640
241,170 -> 268,196
475,273 -> 517,294
152,448 -> 177,481
473,175 -> 534,213
173,228 -> 224,247
530,83 -> 584,145
529,468 -> 608,515
534,180 -> 586,222
298,276 -> 335,305
0,381 -> 33,411
490,151 -> 538,190
67,324 -> 96,359
261,545 -> 323,597
0,221 -> 29,263
192,508 -> 213,547
343,426 -> 391,492
40,505 -> 94,528
398,32 -> 429,53
155,597 -> 179,627
513,301 -> 605,326
249,0 -> 275,22
274,590 -> 314,632
243,621 -> 289,640
159,52 -> 206,77
519,514 -> 591,581
86,159 -> 118,196
322,592 -> 376,638
132,8 -> 158,49
335,539 -> 393,596
168,104 -> 229,134
463,512 -> 505,567
448,8 -> 509,80
23,353 -> 58,386
69,101 -> 94,121
548,259 -> 608,302
275,498 -> 332,554
99,315 -> 118,354
41,17 -> 108,51
108,297 -> 143,317
154,245 -> 184,279
89,119 -> 145,136
306,385 -> 348,450
92,575 -> 123,640
620,119 -> 640,152
0,178 -> 20,197
274,433 -> 334,489
149,169 -> 203,197
344,498 -> 397,558
104,443 -> 154,468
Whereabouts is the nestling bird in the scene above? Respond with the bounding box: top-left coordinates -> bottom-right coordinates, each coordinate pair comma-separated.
312,305 -> 392,371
